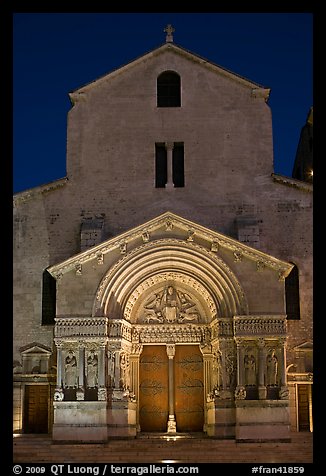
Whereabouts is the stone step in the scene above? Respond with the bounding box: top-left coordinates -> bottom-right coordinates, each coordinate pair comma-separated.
13,432 -> 313,464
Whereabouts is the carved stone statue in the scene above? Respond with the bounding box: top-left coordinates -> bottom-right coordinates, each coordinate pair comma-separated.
64,350 -> 77,388
144,293 -> 163,323
266,350 -> 278,386
119,352 -> 130,390
212,350 -> 223,390
244,354 -> 256,386
86,350 -> 98,388
162,285 -> 178,322
108,350 -> 115,388
178,292 -> 199,323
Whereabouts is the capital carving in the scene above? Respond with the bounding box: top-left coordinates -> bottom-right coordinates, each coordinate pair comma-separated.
131,343 -> 143,355
166,344 -> 175,359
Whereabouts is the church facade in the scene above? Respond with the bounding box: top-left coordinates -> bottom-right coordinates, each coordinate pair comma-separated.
13,27 -> 313,442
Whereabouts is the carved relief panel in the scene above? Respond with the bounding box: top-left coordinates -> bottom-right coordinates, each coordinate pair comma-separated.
140,284 -> 201,324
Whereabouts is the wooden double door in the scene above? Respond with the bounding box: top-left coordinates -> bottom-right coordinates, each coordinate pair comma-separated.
24,385 -> 49,433
139,345 -> 204,432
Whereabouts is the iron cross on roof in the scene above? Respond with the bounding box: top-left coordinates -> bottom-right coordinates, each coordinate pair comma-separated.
164,24 -> 175,43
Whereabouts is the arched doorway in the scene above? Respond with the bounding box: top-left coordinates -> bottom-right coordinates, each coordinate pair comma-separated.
95,239 -> 248,434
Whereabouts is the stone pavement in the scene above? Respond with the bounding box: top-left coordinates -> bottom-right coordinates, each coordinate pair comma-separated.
13,432 -> 313,464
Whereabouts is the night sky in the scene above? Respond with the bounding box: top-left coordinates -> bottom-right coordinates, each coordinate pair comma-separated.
13,12 -> 313,194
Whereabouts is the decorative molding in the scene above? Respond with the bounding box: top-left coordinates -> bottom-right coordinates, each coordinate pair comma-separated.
47,211 -> 293,280
95,238 -> 248,319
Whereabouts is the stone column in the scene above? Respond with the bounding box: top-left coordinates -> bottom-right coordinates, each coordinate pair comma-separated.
129,344 -> 143,401
235,339 -> 246,400
76,345 -> 85,401
166,344 -> 176,433
236,340 -> 245,387
56,343 -> 63,389
129,344 -> 143,432
114,350 -> 121,389
278,338 -> 286,387
97,343 -> 107,401
165,142 -> 174,189
278,337 -> 289,400
258,338 -> 267,399
200,343 -> 213,397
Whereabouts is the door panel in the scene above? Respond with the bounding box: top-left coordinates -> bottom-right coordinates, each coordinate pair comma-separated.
298,384 -> 310,431
139,345 -> 169,432
24,385 -> 49,433
174,345 -> 204,432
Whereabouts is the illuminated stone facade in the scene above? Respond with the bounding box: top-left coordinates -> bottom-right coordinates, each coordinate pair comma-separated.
13,37 -> 312,441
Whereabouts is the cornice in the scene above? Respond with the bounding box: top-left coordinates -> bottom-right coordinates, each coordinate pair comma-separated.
47,211 -> 293,279
13,177 -> 68,206
271,173 -> 313,192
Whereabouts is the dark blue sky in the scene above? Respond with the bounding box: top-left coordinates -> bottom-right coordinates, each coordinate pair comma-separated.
13,12 -> 313,194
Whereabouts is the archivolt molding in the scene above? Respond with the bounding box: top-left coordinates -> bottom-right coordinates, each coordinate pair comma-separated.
93,239 -> 248,320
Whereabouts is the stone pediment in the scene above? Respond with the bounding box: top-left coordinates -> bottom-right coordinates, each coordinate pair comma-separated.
48,211 -> 292,280
293,341 -> 313,352
69,42 -> 270,104
20,343 -> 52,356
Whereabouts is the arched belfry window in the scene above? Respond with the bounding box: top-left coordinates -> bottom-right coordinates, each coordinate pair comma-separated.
285,263 -> 301,320
157,71 -> 181,107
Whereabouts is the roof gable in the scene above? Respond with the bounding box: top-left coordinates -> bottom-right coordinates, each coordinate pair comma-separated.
69,42 -> 270,104
48,211 -> 292,279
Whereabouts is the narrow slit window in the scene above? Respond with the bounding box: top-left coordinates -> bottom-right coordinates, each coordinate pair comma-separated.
155,143 -> 167,188
173,143 -> 184,187
157,71 -> 181,107
42,269 -> 56,325
285,264 -> 301,320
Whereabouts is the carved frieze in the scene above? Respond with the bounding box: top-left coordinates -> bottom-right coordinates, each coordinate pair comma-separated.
210,318 -> 234,338
134,324 -> 204,344
55,317 -> 108,339
234,315 -> 287,337
108,320 -> 132,341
